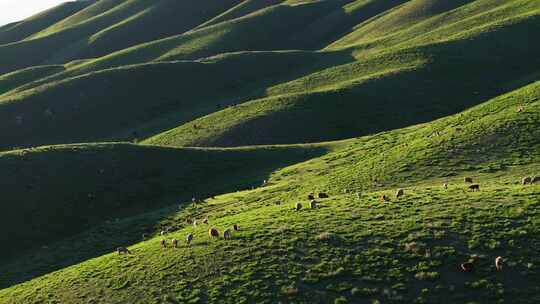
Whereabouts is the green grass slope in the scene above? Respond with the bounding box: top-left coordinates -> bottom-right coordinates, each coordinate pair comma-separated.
144,15 -> 540,147
0,0 -> 401,95
0,50 -> 352,150
0,1 -> 94,45
0,142 -> 326,262
1,80 -> 539,304
0,0 -> 244,74
196,0 -> 286,29
3,2 -> 538,151
327,0 -> 538,53
0,65 -> 65,95
29,0 -> 127,37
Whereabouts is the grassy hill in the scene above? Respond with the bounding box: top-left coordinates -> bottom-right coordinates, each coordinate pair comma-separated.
0,0 -> 244,74
144,16 -> 540,147
0,142 -> 326,261
0,1 -> 94,46
1,80 -> 539,303
0,0 -> 539,303
1,2 -> 538,150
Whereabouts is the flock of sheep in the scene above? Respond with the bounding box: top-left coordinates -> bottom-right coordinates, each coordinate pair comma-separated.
116,174 -> 539,274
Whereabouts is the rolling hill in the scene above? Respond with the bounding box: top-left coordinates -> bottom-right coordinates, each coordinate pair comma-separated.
0,0 -> 539,303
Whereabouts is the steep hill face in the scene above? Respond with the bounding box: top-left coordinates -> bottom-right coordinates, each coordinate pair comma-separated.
0,0 -> 539,303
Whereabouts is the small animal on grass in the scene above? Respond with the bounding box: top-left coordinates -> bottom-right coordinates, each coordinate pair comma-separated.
172,238 -> 178,249
209,228 -> 219,239
117,247 -> 131,255
203,217 -> 208,224
461,261 -> 474,272
310,200 -> 317,209
295,202 -> 303,211
495,256 -> 503,271
160,239 -> 167,248
464,177 -> 473,183
223,228 -> 232,240
395,188 -> 404,199
307,193 -> 315,200
160,230 -> 166,236
522,177 -> 532,185
532,176 -> 540,184
380,194 -> 389,202
469,184 -> 480,191
233,224 -> 239,231
186,233 -> 193,245
443,182 -> 448,189
318,192 -> 329,198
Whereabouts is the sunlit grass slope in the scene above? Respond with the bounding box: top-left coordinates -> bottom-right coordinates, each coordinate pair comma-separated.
1,80 -> 539,304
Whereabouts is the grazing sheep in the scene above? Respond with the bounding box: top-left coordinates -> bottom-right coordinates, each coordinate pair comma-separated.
469,184 -> 480,191
172,238 -> 178,249
318,192 -> 329,199
295,202 -> 303,211
117,247 -> 131,255
380,194 -> 389,202
522,177 -> 532,185
160,230 -> 166,236
464,177 -> 473,183
160,239 -> 166,248
495,256 -> 503,271
532,176 -> 540,184
461,262 -> 474,272
310,200 -> 317,209
395,189 -> 404,199
203,218 -> 208,224
517,105 -> 524,113
209,228 -> 219,239
192,197 -> 197,203
443,182 -> 448,189
186,233 -> 193,245
307,194 -> 315,200
233,224 -> 239,231
223,228 -> 232,240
